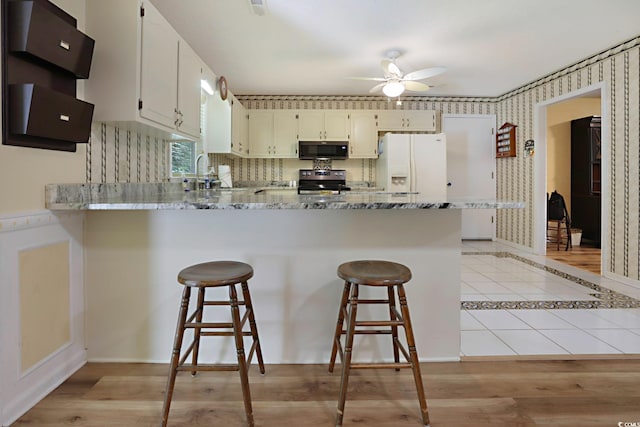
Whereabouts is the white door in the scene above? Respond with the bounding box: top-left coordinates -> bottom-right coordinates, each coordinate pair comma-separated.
442,114 -> 496,239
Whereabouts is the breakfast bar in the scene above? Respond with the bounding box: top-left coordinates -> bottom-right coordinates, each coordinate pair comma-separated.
46,183 -> 523,364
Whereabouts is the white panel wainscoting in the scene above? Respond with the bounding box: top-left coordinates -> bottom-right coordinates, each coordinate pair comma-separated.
0,211 -> 85,427
84,209 -> 462,364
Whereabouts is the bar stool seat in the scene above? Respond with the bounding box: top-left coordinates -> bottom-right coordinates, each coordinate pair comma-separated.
329,260 -> 430,427
161,261 -> 265,427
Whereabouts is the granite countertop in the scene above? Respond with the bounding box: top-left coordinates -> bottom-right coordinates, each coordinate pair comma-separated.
45,183 -> 525,210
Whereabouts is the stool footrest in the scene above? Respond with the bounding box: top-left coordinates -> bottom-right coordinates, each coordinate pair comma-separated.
203,300 -> 246,306
342,329 -> 392,335
357,299 -> 390,304
355,320 -> 404,327
200,331 -> 253,337
350,363 -> 413,370
186,321 -> 232,328
177,364 -> 240,372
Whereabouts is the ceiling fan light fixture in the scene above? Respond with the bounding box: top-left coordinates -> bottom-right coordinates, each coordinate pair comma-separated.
382,80 -> 405,98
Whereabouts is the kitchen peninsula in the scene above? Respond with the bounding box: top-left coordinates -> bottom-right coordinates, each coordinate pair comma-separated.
46,183 -> 523,364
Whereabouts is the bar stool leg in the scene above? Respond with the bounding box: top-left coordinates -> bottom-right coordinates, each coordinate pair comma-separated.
336,284 -> 359,427
387,286 -> 401,370
161,286 -> 191,427
230,283 -> 255,427
241,281 -> 265,374
329,281 -> 351,373
190,287 -> 206,376
397,284 -> 430,426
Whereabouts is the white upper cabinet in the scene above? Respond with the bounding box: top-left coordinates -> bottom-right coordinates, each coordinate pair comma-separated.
248,110 -> 274,157
273,110 -> 298,158
206,91 -> 247,157
298,110 -> 349,141
231,95 -> 249,156
85,0 -> 201,140
377,110 -> 436,131
138,4 -> 177,130
248,110 -> 298,158
349,111 -> 378,158
176,41 -> 203,138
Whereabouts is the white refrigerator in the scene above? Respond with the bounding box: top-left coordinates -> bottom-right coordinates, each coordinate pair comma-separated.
376,133 -> 447,199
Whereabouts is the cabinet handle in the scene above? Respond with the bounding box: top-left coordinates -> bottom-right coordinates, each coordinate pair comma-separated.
59,40 -> 70,50
324,130 -> 327,139
406,118 -> 410,127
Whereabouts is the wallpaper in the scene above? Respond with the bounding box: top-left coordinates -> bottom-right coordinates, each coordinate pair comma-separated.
494,36 -> 640,280
86,34 -> 640,281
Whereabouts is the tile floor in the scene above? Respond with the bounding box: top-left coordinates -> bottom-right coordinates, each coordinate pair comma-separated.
460,241 -> 640,357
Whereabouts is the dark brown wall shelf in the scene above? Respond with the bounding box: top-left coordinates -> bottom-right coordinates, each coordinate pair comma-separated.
496,122 -> 517,158
2,0 -> 95,152
9,83 -> 94,142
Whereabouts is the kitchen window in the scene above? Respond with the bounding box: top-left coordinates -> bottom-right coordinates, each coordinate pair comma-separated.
170,140 -> 196,175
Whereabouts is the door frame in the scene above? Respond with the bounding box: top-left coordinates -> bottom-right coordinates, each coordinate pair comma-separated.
533,82 -> 608,274
442,113 -> 497,240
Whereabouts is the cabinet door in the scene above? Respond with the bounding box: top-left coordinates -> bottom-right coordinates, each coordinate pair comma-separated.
349,111 -> 378,158
376,110 -> 403,131
297,110 -> 324,140
231,97 -> 248,156
139,3 -> 178,129
324,110 -> 350,140
248,110 -> 274,157
404,110 -> 436,131
204,92 -> 231,153
273,110 -> 299,158
176,40 -> 202,139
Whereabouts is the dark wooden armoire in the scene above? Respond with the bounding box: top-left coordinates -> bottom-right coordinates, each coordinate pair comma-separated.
570,116 -> 601,247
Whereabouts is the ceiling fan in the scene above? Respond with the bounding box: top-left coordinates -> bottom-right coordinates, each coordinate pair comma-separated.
349,50 -> 446,97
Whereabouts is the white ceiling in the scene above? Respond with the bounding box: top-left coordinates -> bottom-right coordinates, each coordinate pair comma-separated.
149,0 -> 640,98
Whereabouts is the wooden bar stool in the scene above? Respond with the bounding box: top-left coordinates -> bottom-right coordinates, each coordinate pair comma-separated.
329,260 -> 430,427
161,261 -> 265,427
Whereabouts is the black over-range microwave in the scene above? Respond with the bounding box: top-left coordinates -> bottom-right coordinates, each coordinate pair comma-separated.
298,141 -> 349,160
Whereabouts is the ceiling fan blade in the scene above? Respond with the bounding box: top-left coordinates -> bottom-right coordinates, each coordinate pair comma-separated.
345,76 -> 387,81
403,81 -> 431,92
381,59 -> 401,77
369,82 -> 386,93
403,66 -> 447,81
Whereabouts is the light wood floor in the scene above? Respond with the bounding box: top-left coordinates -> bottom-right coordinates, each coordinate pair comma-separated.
546,244 -> 601,275
13,359 -> 640,426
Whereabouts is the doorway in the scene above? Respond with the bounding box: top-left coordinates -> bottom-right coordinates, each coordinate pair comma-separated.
534,83 -> 607,274
443,114 -> 496,240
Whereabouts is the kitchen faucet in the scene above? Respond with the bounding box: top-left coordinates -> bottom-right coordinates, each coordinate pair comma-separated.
195,153 -> 207,182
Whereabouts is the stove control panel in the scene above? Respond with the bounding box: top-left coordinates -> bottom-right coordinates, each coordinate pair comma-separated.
299,169 -> 346,180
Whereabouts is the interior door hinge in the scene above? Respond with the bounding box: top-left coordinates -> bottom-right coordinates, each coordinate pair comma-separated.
138,99 -> 143,110
140,6 -> 145,17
